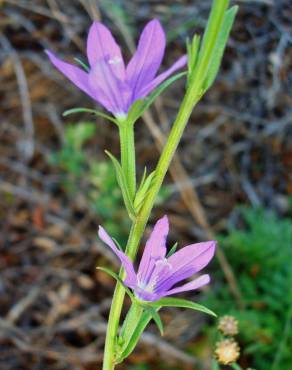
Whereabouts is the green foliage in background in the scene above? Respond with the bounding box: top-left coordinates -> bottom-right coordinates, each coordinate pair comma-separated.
203,207 -> 292,370
49,122 -> 170,243
49,121 -> 130,241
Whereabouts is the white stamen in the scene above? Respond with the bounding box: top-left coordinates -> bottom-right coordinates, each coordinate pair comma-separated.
108,56 -> 122,65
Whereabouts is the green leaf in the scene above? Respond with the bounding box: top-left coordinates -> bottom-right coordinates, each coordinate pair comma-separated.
126,71 -> 187,125
144,306 -> 164,336
119,302 -> 144,351
190,0 -> 229,87
96,266 -> 134,300
203,6 -> 238,91
105,150 -> 136,219
74,58 -> 90,72
116,310 -> 153,363
151,297 -> 217,317
134,171 -> 156,212
187,34 -> 201,82
63,107 -> 118,125
139,167 -> 148,190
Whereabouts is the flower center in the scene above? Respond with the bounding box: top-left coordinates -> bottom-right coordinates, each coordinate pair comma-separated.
138,258 -> 172,294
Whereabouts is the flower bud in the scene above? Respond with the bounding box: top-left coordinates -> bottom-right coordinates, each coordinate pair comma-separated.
215,338 -> 240,365
218,315 -> 239,336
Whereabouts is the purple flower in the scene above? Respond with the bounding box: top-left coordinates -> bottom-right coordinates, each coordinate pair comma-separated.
46,19 -> 187,118
98,216 -> 216,301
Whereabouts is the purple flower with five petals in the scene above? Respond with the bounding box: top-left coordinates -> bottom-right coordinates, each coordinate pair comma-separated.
46,19 -> 187,119
98,215 -> 216,301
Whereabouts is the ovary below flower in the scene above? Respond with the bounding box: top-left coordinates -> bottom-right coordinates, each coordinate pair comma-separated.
98,215 -> 216,302
46,20 -> 187,118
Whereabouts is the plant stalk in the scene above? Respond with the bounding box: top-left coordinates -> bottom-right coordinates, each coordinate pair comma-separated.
102,88 -> 199,370
102,1 -> 230,368
119,121 -> 136,200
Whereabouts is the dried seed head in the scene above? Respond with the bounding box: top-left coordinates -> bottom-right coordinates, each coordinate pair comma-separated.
215,339 -> 240,365
218,315 -> 239,336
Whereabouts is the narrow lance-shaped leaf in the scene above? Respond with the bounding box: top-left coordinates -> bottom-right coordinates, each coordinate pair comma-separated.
134,170 -> 156,212
187,34 -> 201,83
144,305 -> 164,336
151,297 -> 217,317
203,6 -> 238,92
105,151 -> 136,219
191,0 -> 229,87
119,302 -> 145,351
116,310 -> 154,363
138,167 -> 148,191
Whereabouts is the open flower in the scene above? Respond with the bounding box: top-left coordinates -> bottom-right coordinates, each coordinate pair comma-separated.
98,215 -> 216,301
46,19 -> 187,119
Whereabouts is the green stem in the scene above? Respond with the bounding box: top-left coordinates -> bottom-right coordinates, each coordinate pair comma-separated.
102,87 -> 198,370
231,363 -> 243,370
119,121 -> 136,200
102,1 -> 230,368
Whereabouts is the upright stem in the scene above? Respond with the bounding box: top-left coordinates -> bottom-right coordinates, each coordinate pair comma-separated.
102,89 -> 199,370
119,121 -> 136,200
102,2 -> 231,367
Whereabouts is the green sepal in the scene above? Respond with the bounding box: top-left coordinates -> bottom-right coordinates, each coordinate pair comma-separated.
151,297 -> 217,317
126,71 -> 187,125
74,58 -> 90,72
63,107 -> 119,125
143,305 -> 164,336
112,237 -> 124,252
96,266 -> 134,300
105,150 -> 136,220
134,170 -> 156,213
203,6 -> 238,92
166,242 -> 178,257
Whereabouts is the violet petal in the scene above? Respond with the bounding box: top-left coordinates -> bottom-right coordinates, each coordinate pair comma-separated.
168,241 -> 216,274
98,226 -> 137,287
86,21 -> 125,80
137,215 -> 169,285
155,241 -> 216,292
45,50 -> 96,100
126,19 -> 166,99
162,274 -> 210,297
88,60 -> 131,115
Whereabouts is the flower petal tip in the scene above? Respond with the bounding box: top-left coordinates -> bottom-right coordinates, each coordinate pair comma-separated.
149,18 -> 163,27
160,214 -> 169,225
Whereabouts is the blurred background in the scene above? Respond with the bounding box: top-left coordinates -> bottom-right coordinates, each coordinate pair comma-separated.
0,0 -> 291,369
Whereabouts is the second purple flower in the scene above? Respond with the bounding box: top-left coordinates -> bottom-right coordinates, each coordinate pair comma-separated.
98,215 -> 216,302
